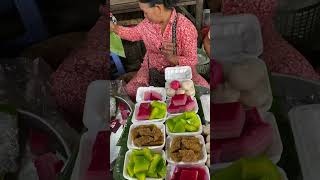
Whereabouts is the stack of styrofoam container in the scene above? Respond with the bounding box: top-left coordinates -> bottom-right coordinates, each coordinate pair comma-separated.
211,13 -> 284,172
164,66 -> 210,179
71,80 -> 109,180
289,104 -> 320,180
200,94 -> 210,122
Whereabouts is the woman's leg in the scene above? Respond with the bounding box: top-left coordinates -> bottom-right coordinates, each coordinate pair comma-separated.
125,66 -> 149,100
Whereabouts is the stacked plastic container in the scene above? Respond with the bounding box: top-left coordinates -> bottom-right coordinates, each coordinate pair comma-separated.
70,80 -> 109,180
212,14 -> 286,178
289,104 -> 320,180
124,66 -> 210,180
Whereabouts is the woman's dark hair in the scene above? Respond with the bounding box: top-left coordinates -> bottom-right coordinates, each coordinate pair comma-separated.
139,0 -> 178,9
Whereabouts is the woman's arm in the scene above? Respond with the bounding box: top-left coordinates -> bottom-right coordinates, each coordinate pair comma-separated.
110,21 -> 144,42
204,30 -> 211,58
176,24 -> 198,66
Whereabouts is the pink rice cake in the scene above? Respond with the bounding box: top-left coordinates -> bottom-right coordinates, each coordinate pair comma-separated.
212,102 -> 245,139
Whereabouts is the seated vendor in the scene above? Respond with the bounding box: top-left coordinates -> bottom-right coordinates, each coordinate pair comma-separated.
110,0 -> 209,99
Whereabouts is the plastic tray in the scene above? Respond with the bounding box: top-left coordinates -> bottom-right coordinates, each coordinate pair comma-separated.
166,135 -> 207,165
166,96 -> 199,116
127,123 -> 165,152
200,94 -> 210,122
136,86 -> 166,102
212,14 -> 263,60
123,150 -> 166,180
166,164 -> 210,180
214,112 -> 283,168
289,104 -> 320,180
165,114 -> 203,137
217,55 -> 273,112
165,66 -> 192,81
132,102 -> 168,124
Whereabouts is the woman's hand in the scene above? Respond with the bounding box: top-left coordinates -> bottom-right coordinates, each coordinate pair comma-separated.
161,41 -> 178,65
110,22 -> 118,33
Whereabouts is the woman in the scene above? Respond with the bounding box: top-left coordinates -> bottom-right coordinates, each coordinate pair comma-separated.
208,0 -> 320,80
51,3 -> 109,130
111,0 -> 209,99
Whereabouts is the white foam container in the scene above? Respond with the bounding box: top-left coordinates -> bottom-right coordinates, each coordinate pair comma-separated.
136,86 -> 166,102
123,150 -> 166,180
166,96 -> 199,115
165,114 -> 203,137
165,66 -> 192,81
127,123 -> 165,152
200,94 -> 210,122
164,66 -> 195,98
166,164 -> 210,180
213,112 -> 283,168
71,80 -> 108,180
212,14 -> 263,61
166,135 -> 207,165
132,102 -> 168,124
288,104 -> 320,180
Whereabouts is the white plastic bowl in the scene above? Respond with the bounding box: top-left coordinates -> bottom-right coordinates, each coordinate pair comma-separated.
123,150 -> 166,180
166,135 -> 207,165
165,114 -> 203,137
132,102 -> 167,124
127,123 -> 165,152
